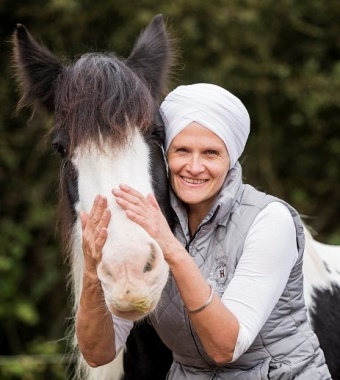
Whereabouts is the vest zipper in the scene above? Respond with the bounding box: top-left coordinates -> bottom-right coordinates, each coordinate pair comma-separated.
185,205 -> 221,251
185,205 -> 221,369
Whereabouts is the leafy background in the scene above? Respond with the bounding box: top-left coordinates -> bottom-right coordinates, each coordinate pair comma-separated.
1,0 -> 339,378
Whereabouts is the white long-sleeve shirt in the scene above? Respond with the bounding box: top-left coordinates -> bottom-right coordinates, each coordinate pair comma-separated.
112,201 -> 299,360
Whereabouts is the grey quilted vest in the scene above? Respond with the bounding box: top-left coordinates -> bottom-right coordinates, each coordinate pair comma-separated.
150,163 -> 331,379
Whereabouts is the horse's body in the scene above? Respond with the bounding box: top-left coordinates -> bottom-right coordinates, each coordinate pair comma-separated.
12,15 -> 340,380
303,229 -> 340,378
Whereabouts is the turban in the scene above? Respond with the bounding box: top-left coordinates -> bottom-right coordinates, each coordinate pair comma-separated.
160,83 -> 250,168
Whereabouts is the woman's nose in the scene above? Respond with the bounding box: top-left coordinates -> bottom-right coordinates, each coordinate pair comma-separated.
186,155 -> 205,174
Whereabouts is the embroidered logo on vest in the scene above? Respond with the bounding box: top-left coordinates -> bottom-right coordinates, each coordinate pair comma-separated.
209,259 -> 231,296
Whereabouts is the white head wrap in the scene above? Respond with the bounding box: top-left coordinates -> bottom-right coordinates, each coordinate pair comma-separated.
160,83 -> 250,168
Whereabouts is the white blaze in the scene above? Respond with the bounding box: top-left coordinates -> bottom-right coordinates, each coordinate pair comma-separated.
71,130 -> 169,321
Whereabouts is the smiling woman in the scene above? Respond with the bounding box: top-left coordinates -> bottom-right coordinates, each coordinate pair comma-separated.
82,83 -> 332,379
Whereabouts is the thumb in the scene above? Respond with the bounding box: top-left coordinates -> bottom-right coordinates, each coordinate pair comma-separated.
79,211 -> 89,231
147,193 -> 161,210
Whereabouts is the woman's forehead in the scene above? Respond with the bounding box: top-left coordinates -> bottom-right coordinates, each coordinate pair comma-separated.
170,122 -> 226,147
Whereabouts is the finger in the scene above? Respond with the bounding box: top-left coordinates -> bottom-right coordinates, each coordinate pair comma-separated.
118,184 -> 146,204
88,194 -> 100,219
115,196 -> 145,216
96,208 -> 111,233
126,209 -> 145,224
125,210 -> 159,239
113,188 -> 148,211
91,196 -> 107,226
95,227 -> 107,250
80,211 -> 89,231
146,193 -> 161,211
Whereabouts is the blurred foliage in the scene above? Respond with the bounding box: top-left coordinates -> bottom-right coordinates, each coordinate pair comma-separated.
0,339 -> 68,379
0,0 -> 339,378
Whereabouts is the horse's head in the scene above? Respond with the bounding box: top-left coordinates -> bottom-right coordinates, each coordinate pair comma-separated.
13,15 -> 176,321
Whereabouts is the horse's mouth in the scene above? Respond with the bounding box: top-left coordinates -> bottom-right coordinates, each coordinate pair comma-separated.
109,299 -> 156,321
110,306 -> 151,321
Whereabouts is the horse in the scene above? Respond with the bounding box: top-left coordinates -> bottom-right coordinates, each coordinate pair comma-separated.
12,15 -> 340,380
12,15 -> 174,379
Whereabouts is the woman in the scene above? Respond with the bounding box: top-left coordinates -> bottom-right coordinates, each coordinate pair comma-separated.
77,83 -> 331,378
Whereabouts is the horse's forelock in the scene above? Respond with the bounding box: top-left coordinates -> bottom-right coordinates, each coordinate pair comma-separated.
54,53 -> 156,152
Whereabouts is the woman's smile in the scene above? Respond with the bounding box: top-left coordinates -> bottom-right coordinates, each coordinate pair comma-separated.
181,176 -> 209,185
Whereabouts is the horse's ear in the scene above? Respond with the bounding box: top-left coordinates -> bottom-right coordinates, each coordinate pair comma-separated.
126,14 -> 176,102
12,24 -> 63,113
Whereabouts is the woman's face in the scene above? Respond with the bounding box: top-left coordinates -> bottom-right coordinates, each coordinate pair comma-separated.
167,122 -> 230,213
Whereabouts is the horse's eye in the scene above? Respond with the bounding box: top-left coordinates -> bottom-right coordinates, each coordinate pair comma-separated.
151,124 -> 165,142
52,142 -> 68,158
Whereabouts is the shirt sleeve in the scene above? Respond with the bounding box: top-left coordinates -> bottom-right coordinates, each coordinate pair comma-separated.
221,202 -> 299,362
112,314 -> 134,357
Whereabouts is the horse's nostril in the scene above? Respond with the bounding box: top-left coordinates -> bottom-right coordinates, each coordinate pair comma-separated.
126,290 -> 130,294
103,265 -> 113,278
143,248 -> 156,273
143,261 -> 153,273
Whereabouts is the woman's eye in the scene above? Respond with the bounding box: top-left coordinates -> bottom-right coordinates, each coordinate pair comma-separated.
176,148 -> 188,153
205,150 -> 218,156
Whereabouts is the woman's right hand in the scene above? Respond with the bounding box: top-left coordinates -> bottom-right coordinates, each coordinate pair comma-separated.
79,195 -> 111,273
77,196 -> 116,366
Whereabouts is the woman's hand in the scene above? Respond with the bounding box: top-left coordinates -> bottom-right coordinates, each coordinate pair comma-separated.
80,195 -> 111,273
112,184 -> 181,261
77,195 -> 115,367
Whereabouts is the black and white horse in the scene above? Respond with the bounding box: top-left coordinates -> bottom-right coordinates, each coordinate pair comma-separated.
12,15 -> 340,380
13,15 -> 174,379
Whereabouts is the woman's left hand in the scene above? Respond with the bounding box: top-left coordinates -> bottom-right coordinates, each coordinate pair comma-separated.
112,184 -> 181,261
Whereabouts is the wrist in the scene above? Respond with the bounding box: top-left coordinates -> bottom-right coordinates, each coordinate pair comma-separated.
80,270 -> 105,311
82,264 -> 100,287
164,242 -> 188,268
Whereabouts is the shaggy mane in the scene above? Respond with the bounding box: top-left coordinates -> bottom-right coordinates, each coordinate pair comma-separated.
53,53 -> 156,152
